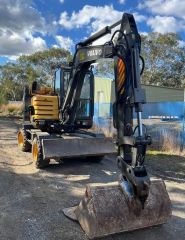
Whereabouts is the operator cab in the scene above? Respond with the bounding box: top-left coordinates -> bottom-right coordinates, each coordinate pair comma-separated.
54,66 -> 94,129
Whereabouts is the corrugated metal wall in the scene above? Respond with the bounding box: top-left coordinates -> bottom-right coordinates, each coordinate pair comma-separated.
94,77 -> 185,119
95,77 -> 184,104
142,85 -> 184,102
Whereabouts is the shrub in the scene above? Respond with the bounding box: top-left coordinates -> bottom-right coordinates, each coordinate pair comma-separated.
159,128 -> 180,153
92,118 -> 184,155
7,106 -> 16,113
0,95 -> 7,105
0,102 -> 23,116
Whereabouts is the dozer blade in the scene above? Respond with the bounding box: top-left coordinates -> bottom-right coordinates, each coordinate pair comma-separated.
63,178 -> 172,239
42,137 -> 116,159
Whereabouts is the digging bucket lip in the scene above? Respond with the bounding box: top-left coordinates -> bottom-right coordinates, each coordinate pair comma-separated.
62,179 -> 172,239
63,206 -> 78,221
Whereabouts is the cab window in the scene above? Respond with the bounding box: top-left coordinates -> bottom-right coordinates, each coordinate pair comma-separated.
76,73 -> 92,118
63,71 -> 70,93
55,69 -> 60,93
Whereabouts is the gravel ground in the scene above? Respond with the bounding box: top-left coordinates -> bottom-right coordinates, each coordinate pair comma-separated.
0,117 -> 185,240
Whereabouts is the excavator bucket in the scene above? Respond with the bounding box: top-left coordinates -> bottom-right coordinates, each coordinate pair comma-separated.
63,178 -> 172,239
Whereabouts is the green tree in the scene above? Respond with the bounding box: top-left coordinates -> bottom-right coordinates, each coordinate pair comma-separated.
0,63 -> 24,101
0,48 -> 72,102
19,47 -> 72,85
94,59 -> 114,78
93,33 -> 185,89
141,33 -> 185,88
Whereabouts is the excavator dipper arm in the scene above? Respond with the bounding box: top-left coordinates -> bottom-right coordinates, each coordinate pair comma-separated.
63,13 -> 171,239
61,13 -> 151,205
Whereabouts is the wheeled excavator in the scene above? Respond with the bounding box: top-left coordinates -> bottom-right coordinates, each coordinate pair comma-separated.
18,13 -> 171,239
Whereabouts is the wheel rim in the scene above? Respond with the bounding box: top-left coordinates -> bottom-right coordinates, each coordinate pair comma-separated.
18,131 -> 24,147
32,142 -> 38,161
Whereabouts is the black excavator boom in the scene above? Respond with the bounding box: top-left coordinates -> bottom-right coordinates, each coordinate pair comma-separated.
63,12 -> 172,239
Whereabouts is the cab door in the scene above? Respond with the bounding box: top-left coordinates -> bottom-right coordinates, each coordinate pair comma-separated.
75,71 -> 94,126
54,67 -> 94,128
54,67 -> 70,107
59,67 -> 94,129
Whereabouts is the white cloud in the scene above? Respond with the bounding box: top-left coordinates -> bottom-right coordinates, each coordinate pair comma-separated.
0,0 -> 46,36
178,40 -> 185,48
147,15 -> 185,33
58,5 -> 146,46
92,12 -> 146,45
139,1 -> 185,33
138,0 -> 185,19
52,44 -> 60,49
119,0 -> 125,4
0,0 -> 47,59
133,12 -> 147,22
59,0 -> 64,3
59,5 -> 146,33
140,31 -> 148,36
0,32 -> 47,59
55,35 -> 74,51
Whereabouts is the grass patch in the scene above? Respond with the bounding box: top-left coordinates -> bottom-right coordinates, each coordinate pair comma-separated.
147,150 -> 179,156
0,102 -> 23,117
93,119 -> 184,154
146,150 -> 185,181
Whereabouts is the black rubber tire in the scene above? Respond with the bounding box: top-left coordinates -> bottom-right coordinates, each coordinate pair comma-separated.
32,138 -> 50,169
18,128 -> 31,152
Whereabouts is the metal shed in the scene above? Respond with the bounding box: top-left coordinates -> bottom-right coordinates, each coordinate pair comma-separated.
142,84 -> 184,103
94,77 -> 185,118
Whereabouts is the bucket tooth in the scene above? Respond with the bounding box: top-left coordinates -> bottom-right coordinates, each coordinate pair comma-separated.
63,179 -> 172,239
63,206 -> 78,221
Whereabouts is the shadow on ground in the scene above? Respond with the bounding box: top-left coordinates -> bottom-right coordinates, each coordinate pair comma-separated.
1,117 -> 185,240
146,152 -> 185,182
0,164 -> 185,240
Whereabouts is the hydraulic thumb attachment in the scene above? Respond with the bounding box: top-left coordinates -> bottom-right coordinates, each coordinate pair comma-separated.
63,12 -> 172,239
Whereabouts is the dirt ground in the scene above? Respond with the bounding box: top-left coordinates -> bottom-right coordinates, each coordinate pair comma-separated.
0,117 -> 185,240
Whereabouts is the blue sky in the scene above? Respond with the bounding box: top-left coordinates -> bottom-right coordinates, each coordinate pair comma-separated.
0,0 -> 185,64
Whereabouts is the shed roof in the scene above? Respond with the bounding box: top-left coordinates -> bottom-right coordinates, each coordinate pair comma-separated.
95,77 -> 184,103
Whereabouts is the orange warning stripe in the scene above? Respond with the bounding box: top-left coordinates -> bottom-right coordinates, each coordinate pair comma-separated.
117,59 -> 126,94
